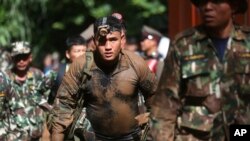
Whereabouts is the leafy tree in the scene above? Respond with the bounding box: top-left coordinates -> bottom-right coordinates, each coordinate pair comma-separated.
0,0 -> 167,68
0,0 -> 47,46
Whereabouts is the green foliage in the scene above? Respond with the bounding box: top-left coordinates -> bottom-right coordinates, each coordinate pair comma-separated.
52,22 -> 65,30
0,0 -> 48,47
0,0 -> 167,68
132,0 -> 166,17
90,4 -> 112,18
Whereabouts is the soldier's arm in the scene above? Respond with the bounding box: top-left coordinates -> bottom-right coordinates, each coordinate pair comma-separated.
150,43 -> 181,141
0,72 -> 7,117
50,55 -> 86,141
0,72 -> 13,138
136,56 -> 157,110
126,51 -> 157,109
0,73 -> 7,138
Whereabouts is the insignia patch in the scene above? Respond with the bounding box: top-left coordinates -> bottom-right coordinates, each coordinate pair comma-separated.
0,92 -> 5,97
27,72 -> 33,78
238,52 -> 250,58
183,54 -> 205,61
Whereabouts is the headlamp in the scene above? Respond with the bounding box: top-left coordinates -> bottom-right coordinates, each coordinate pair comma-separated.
98,25 -> 110,37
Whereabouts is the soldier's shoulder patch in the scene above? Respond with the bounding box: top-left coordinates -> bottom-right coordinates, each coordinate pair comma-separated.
237,52 -> 250,58
0,92 -> 5,97
183,54 -> 206,61
174,28 -> 196,42
27,71 -> 33,78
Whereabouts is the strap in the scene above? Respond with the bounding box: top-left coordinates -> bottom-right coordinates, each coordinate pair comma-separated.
55,63 -> 67,88
66,52 -> 93,139
80,52 -> 93,89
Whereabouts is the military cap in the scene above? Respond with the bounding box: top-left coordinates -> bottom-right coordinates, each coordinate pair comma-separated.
190,0 -> 248,14
94,16 -> 123,37
141,25 -> 162,42
11,41 -> 31,56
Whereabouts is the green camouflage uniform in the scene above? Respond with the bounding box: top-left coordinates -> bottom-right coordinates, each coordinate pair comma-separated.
0,71 -> 14,141
6,67 -> 50,141
150,25 -> 250,141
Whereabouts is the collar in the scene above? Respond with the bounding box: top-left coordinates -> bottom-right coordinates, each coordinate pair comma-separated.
194,25 -> 247,41
9,67 -> 33,84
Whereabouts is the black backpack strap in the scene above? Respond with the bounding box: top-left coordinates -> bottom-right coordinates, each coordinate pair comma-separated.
80,51 -> 93,89
55,63 -> 67,87
66,52 -> 93,139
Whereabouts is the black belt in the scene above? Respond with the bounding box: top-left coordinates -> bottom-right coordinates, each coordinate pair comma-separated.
95,127 -> 141,141
184,96 -> 206,106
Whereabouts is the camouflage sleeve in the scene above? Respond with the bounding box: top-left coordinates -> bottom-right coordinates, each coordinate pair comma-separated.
0,71 -> 12,115
41,70 -> 57,94
0,72 -> 12,138
0,73 -> 6,115
50,55 -> 86,140
150,43 -> 181,141
35,70 -> 58,110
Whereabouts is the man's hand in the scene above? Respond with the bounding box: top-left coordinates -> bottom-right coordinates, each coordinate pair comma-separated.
135,112 -> 150,126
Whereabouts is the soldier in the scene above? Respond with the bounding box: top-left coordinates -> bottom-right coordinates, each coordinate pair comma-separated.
5,41 -> 50,141
150,0 -> 250,141
124,36 -> 140,54
140,25 -> 168,80
49,16 -> 157,141
43,35 -> 89,141
0,71 -> 14,141
48,35 -> 87,105
140,26 -> 162,61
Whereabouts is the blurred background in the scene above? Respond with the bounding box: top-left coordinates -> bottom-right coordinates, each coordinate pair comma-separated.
0,0 -> 168,69
1,0 -> 250,69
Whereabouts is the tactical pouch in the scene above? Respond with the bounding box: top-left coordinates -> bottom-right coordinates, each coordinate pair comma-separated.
179,105 -> 215,132
235,73 -> 250,100
180,94 -> 221,132
181,54 -> 214,97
